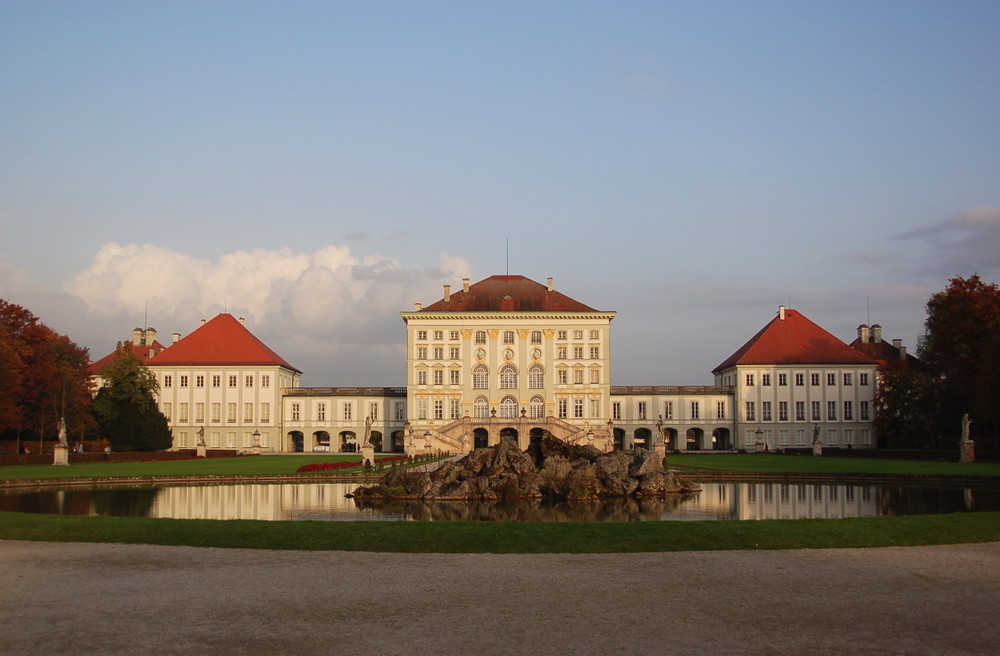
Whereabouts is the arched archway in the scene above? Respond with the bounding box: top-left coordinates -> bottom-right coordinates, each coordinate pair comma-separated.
529,427 -> 545,448
288,431 -> 304,453
500,427 -> 519,446
664,428 -> 679,450
633,427 -> 652,450
390,430 -> 404,452
712,427 -> 731,451
686,428 -> 705,451
313,431 -> 330,452
339,431 -> 357,453
613,428 -> 625,451
473,427 -> 489,449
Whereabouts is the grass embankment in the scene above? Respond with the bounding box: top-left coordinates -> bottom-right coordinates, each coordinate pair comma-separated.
668,454 -> 1000,477
1,511 -> 998,552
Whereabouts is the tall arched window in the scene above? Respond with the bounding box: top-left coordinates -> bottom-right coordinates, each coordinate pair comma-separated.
499,364 -> 518,389
499,395 -> 519,418
474,396 -> 489,418
472,365 -> 488,389
528,364 -> 544,389
530,396 -> 545,418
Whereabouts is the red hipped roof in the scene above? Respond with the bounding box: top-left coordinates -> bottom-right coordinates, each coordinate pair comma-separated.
88,340 -> 168,376
713,308 -> 875,373
420,275 -> 599,312
147,314 -> 301,373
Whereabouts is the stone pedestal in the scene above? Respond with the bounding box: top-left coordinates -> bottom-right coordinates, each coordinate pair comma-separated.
812,441 -> 823,457
196,444 -> 207,458
960,440 -> 975,463
53,444 -> 70,466
361,444 -> 376,467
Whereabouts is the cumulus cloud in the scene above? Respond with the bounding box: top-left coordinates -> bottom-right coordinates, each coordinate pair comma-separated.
895,206 -> 1000,278
65,242 -> 472,384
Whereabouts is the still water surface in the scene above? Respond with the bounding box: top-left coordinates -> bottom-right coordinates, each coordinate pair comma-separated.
3,482 -> 998,521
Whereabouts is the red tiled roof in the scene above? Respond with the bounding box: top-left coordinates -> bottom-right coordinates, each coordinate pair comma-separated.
849,338 -> 931,372
420,275 -> 599,312
146,314 -> 301,373
88,341 -> 168,376
713,308 -> 875,372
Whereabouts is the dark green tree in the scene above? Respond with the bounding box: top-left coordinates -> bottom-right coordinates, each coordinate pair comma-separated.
873,358 -> 935,448
92,344 -> 172,451
919,275 -> 1000,446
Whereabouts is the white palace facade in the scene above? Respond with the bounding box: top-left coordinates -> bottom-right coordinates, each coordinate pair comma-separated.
109,274 -> 880,455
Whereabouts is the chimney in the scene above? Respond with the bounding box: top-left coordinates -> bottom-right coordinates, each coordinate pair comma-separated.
145,327 -> 156,345
172,332 -> 181,344
871,324 -> 882,343
547,277 -> 554,292
443,284 -> 451,302
238,317 -> 246,326
462,278 -> 470,293
892,338 -> 907,359
132,327 -> 143,346
858,324 -> 870,344
414,302 -> 422,311
778,305 -> 786,321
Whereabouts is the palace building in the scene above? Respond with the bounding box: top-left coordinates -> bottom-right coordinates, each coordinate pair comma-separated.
93,274 -> 881,454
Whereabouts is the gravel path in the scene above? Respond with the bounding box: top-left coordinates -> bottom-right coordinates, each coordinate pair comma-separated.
1,540 -> 997,655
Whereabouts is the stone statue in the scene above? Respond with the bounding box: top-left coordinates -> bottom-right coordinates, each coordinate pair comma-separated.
57,417 -> 68,446
196,426 -> 206,447
812,423 -> 821,444
364,416 -> 373,447
961,413 -> 972,442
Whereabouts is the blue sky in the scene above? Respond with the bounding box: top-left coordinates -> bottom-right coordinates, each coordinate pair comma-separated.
2,1 -> 998,385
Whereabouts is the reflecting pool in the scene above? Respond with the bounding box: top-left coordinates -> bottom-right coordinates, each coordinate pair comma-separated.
3,481 -> 999,521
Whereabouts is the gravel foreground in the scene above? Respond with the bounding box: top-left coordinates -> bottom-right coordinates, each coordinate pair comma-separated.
2,540 -> 998,656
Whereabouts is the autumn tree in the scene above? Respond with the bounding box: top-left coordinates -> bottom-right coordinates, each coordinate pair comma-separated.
92,344 -> 172,451
919,275 -> 1000,446
873,358 -> 935,448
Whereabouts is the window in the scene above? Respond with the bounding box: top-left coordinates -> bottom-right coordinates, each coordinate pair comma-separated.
261,375 -> 270,388
795,401 -> 805,421
369,402 -> 379,421
433,347 -> 443,360
434,399 -> 444,420
778,374 -> 787,386
417,347 -> 427,360
590,398 -> 601,417
164,375 -> 173,388
450,398 -> 460,419
861,429 -> 872,446
316,403 -> 326,421
260,403 -> 270,423
796,429 -> 807,446
433,330 -> 443,340
843,401 -> 853,421
860,401 -> 870,421
664,401 -> 673,420
343,402 -> 353,421
417,371 -> 427,385
573,330 -> 583,339
811,401 -> 821,421
229,375 -> 237,388
557,399 -> 568,419
450,331 -> 459,340
637,402 -> 647,420
212,375 -> 221,388
531,331 -> 542,344
557,369 -> 568,384
499,365 -> 517,389
762,374 -> 771,386
844,429 -> 854,446
690,401 -> 700,420
395,402 -> 405,421
290,403 -> 300,421
745,402 -> 755,421
450,347 -> 460,359
557,330 -> 567,340
573,369 -> 584,384
417,330 -> 427,340
573,346 -> 583,359
827,401 -> 837,420
612,402 -> 622,420
529,365 -> 544,388
590,330 -> 599,339
472,365 -> 488,389
433,369 -> 444,385
557,347 -> 567,359
860,373 -> 869,386
179,376 -> 189,389
474,396 -> 489,418
163,402 -> 172,420
843,373 -> 852,386
500,396 -> 518,418
417,399 -> 427,420
212,403 -> 222,423
827,373 -> 836,386
573,398 -> 583,418
450,369 -> 460,385
746,374 -> 755,386
795,373 -> 804,386
244,403 -> 253,423
227,403 -> 237,423
778,401 -> 788,421
811,373 -> 820,386
762,401 -> 772,421
195,403 -> 205,423
475,331 -> 487,344
778,430 -> 789,447
531,396 -> 545,418
589,369 -> 600,384
196,375 -> 204,388
503,331 -> 515,344
245,375 -> 253,387
589,346 -> 599,359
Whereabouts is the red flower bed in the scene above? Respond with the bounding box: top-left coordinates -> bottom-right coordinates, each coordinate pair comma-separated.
296,455 -> 408,473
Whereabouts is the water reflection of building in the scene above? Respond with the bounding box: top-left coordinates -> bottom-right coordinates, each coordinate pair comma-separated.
147,483 -> 361,521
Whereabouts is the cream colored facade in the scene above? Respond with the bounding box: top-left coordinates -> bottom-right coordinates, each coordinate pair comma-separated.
280,387 -> 407,453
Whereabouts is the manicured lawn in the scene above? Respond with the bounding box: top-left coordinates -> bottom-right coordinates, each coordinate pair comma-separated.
1,510 -> 998,552
667,453 -> 1000,477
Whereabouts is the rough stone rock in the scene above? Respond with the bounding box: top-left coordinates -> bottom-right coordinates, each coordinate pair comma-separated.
628,448 -> 664,478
